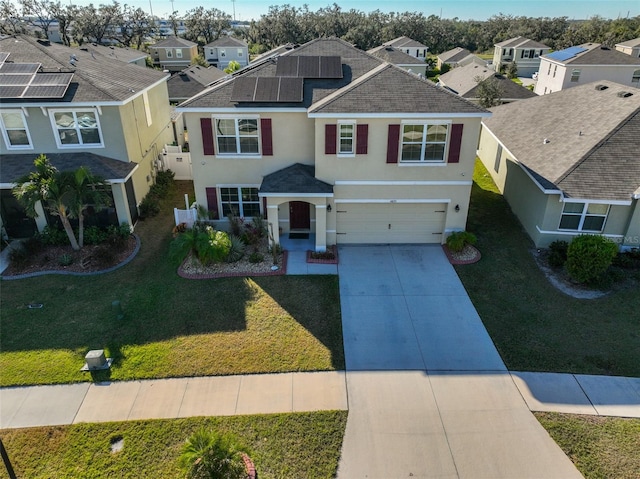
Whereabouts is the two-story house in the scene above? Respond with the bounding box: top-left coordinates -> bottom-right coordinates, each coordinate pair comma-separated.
534,43 -> 640,95
204,36 -> 249,70
615,37 -> 640,58
177,38 -> 489,252
493,36 -> 551,77
382,36 -> 428,60
436,47 -> 484,70
150,36 -> 198,72
0,35 -> 174,239
367,45 -> 427,76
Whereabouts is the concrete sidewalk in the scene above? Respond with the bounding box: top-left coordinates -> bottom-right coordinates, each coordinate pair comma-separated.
0,371 -> 347,429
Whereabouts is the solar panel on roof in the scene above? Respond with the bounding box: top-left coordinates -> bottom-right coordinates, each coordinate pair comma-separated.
0,52 -> 9,64
275,55 -> 342,78
319,56 -> 342,78
30,72 -> 74,86
275,56 -> 299,77
278,77 -> 303,102
0,62 -> 40,74
231,77 -> 258,102
0,70 -> 73,99
254,77 -> 280,101
298,56 -> 320,77
546,46 -> 588,62
23,85 -> 69,98
0,74 -> 33,86
230,76 -> 304,102
0,85 -> 27,98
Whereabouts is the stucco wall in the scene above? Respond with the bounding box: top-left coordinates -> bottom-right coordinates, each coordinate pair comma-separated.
536,61 -> 640,94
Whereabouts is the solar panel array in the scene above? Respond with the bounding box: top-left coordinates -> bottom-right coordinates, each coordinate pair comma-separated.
275,55 -> 343,79
0,57 -> 74,99
231,76 -> 304,103
546,46 -> 588,62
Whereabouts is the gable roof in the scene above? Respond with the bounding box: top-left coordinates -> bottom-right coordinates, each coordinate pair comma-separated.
383,36 -> 428,49
495,36 -> 550,49
251,43 -> 300,63
438,62 -> 494,94
367,45 -> 425,65
483,80 -> 640,201
205,36 -> 247,48
166,65 -> 227,100
0,35 -> 168,104
79,43 -> 148,64
615,37 -> 640,48
543,43 -> 640,65
152,36 -> 197,49
438,47 -> 471,63
260,163 -> 333,194
465,75 -> 537,101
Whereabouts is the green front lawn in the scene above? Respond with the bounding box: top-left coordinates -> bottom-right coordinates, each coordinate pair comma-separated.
0,182 -> 344,386
0,411 -> 348,478
457,161 -> 640,377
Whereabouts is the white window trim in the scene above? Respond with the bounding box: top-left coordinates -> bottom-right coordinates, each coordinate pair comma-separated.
175,49 -> 183,58
166,50 -> 173,58
399,120 -> 451,165
237,48 -> 243,56
337,120 -> 356,157
48,108 -> 104,149
214,115 -> 261,158
558,202 -> 610,232
0,109 -> 33,150
632,69 -> 640,83
570,69 -> 581,82
219,185 -> 261,218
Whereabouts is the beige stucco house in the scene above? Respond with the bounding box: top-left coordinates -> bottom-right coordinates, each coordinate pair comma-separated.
177,38 -> 489,252
478,80 -> 640,249
204,36 -> 249,70
0,35 -> 174,239
493,36 -> 551,77
150,36 -> 198,72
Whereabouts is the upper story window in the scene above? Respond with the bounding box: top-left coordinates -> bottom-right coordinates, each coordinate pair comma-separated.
559,202 -> 609,232
632,69 -> 640,83
570,69 -> 581,82
175,49 -> 183,58
50,109 -> 103,148
0,110 -> 32,149
338,122 -> 354,155
237,48 -> 243,57
166,49 -> 173,58
220,49 -> 226,57
215,118 -> 259,155
400,123 -> 448,163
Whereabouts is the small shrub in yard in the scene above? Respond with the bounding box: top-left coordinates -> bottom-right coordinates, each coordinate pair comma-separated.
9,247 -> 29,269
446,231 -> 477,253
179,429 -> 248,479
311,250 -> 335,260
58,254 -> 73,266
37,225 -> 68,245
84,225 -> 107,245
198,228 -> 231,265
226,235 -> 245,263
22,236 -> 44,254
566,235 -> 618,284
139,194 -> 160,218
248,251 -> 264,263
548,240 -> 569,268
94,244 -> 115,266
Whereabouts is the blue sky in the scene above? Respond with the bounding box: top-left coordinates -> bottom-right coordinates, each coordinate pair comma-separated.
68,0 -> 639,22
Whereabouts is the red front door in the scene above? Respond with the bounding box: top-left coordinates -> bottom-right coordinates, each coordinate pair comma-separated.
289,201 -> 310,230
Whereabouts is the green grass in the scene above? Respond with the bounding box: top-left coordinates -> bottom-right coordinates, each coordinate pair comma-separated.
0,411 -> 348,478
511,77 -> 523,85
0,182 -> 344,386
456,161 -> 640,376
535,412 -> 640,479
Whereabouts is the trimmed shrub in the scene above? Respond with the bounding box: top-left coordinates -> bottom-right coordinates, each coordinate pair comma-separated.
58,253 -> 73,266
9,247 -> 29,269
179,429 -> 248,479
446,231 -> 477,253
198,227 -> 232,265
566,235 -> 618,284
94,244 -> 116,266
37,225 -> 68,245
22,236 -> 44,254
139,195 -> 160,218
226,234 -> 245,263
248,251 -> 264,263
548,240 -> 569,268
84,225 -> 107,245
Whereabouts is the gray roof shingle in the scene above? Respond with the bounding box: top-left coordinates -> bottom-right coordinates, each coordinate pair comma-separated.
167,65 -> 226,100
260,163 -> 333,194
438,47 -> 471,63
615,37 -> 640,48
151,36 -> 197,48
483,80 -> 640,201
367,45 -> 425,65
495,36 -> 550,49
205,36 -> 247,48
383,36 -> 428,49
80,43 -> 148,63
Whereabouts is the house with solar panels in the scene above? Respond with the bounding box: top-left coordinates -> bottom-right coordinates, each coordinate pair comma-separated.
177,38 -> 490,252
534,43 -> 640,95
492,37 -> 551,78
477,80 -> 640,249
0,35 -> 174,239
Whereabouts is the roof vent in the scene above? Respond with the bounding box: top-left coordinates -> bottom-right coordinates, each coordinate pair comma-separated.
594,84 -> 608,91
385,46 -> 394,51
617,91 -> 633,98
543,138 -> 550,144
600,45 -> 610,50
37,39 -> 50,46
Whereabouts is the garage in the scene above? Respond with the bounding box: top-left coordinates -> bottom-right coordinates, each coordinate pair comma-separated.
335,202 -> 447,244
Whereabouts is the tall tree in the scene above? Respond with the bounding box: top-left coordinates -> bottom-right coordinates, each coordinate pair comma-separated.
49,1 -> 76,46
19,0 -> 56,39
474,75 -> 504,108
183,7 -> 231,44
0,0 -> 25,35
67,166 -> 110,248
116,4 -> 153,49
75,1 -> 123,45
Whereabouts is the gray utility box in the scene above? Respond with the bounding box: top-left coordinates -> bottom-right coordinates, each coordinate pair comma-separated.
82,349 -> 112,371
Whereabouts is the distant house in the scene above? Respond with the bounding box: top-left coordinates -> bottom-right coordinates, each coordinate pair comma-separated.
438,63 -> 536,104
477,81 -> 640,249
534,43 -> 640,95
615,38 -> 640,58
150,36 -> 198,72
0,35 -> 174,239
166,65 -> 226,103
436,47 -> 483,69
493,36 -> 551,77
80,43 -> 148,67
251,43 -> 300,63
382,36 -> 428,60
367,45 -> 427,76
204,36 -> 248,70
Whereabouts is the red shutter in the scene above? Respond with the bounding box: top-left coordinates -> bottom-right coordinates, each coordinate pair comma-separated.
262,197 -> 267,219
261,118 -> 273,156
447,124 -> 464,164
200,118 -> 215,155
325,124 -> 337,154
206,187 -> 219,219
356,124 -> 368,154
386,124 -> 400,163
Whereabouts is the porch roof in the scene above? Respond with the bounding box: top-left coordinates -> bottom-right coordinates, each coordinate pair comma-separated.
260,163 -> 333,195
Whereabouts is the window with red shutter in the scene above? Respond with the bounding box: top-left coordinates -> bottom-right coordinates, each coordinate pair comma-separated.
205,187 -> 218,219
260,118 -> 273,156
356,124 -> 368,154
447,124 -> 464,164
386,124 -> 400,163
200,118 -> 215,155
325,124 -> 337,154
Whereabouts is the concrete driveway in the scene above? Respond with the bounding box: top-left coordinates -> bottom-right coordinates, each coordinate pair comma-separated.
336,245 -> 582,479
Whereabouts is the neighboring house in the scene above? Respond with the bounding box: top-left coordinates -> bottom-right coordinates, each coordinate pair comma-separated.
382,36 -> 428,60
477,80 -> 640,249
493,36 -> 551,77
251,43 -> 300,63
534,43 -> 640,95
367,45 -> 427,76
0,35 -> 174,239
176,38 -> 489,252
436,47 -> 483,69
166,65 -> 227,103
439,63 -> 537,104
80,43 -> 149,67
204,36 -> 249,70
154,18 -> 188,37
150,36 -> 198,72
615,37 -> 640,58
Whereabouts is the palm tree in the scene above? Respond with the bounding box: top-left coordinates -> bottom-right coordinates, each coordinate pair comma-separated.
66,166 -> 111,248
179,429 -> 248,479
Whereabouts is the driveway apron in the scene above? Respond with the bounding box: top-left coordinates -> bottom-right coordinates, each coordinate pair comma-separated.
336,245 -> 582,479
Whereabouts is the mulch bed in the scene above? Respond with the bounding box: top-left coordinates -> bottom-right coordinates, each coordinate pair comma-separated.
306,245 -> 339,264
442,244 -> 481,265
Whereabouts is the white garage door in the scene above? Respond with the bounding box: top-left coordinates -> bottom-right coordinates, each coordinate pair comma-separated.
336,203 -> 447,244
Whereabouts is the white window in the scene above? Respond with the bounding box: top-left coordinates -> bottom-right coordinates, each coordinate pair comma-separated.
237,48 -> 243,57
175,49 -> 183,58
338,122 -> 355,155
632,69 -> 640,83
570,69 -> 581,82
400,123 -> 449,163
559,203 -> 609,232
50,109 -> 103,148
166,49 -> 173,58
220,49 -> 226,57
215,118 -> 259,155
220,187 -> 260,217
0,110 -> 32,149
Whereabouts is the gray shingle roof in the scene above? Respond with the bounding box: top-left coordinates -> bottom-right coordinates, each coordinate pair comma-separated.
0,152 -> 137,183
251,43 -> 300,63
167,66 -> 226,100
0,35 -> 168,104
546,43 -> 640,65
80,43 -> 148,63
615,37 -> 640,48
367,45 -> 425,65
260,163 -> 333,194
483,80 -> 640,201
438,62 -> 494,94
151,36 -> 197,48
438,47 -> 472,63
495,36 -> 550,49
383,36 -> 428,49
205,36 -> 247,48
465,75 -> 537,101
